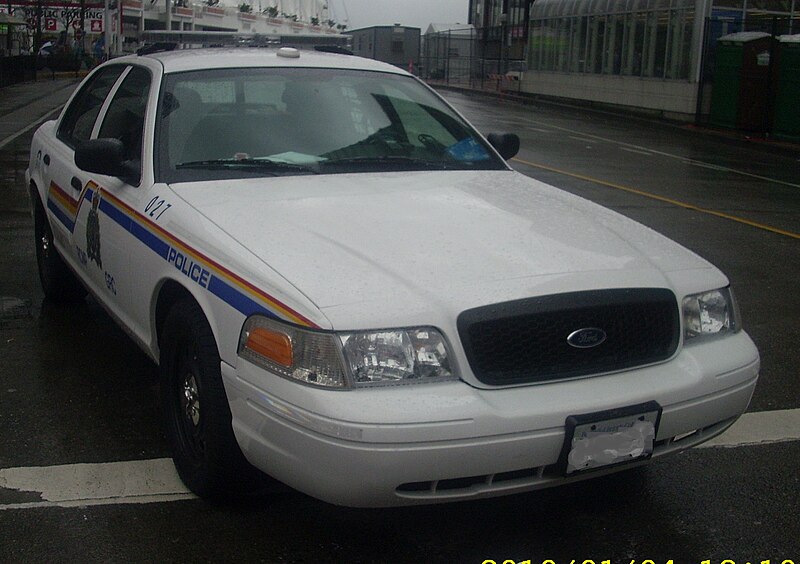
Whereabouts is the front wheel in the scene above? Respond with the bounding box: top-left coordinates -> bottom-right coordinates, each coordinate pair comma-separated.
34,198 -> 87,303
160,298 -> 257,499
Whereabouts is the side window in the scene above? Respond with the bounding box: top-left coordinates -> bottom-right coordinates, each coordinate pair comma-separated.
98,67 -> 151,165
57,65 -> 126,148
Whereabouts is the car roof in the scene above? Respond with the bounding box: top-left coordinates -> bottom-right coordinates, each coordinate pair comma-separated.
129,47 -> 411,76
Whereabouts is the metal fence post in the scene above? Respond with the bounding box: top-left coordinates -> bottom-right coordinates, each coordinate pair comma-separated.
446,29 -> 450,85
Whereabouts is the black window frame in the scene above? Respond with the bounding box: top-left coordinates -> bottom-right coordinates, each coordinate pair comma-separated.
96,65 -> 153,187
57,64 -> 127,150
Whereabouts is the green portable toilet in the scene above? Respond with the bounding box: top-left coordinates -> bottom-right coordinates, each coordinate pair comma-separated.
772,34 -> 800,142
709,32 -> 774,132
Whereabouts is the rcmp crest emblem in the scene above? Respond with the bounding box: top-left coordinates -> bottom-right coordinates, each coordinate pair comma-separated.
86,190 -> 102,269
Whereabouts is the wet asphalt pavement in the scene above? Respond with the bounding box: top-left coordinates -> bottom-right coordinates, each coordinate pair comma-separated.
0,81 -> 798,562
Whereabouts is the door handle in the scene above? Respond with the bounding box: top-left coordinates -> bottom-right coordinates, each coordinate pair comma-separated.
71,177 -> 82,191
43,154 -> 50,166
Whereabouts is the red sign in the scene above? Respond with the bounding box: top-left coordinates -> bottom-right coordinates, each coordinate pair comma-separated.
90,18 -> 102,32
45,17 -> 56,30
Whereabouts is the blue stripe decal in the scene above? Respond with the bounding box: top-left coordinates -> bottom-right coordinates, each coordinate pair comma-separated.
99,198 -> 130,231
47,199 -> 75,232
207,274 -> 274,318
131,220 -> 171,259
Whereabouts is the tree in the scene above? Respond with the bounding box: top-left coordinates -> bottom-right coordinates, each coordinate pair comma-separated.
263,6 -> 278,17
310,16 -> 319,26
55,0 -> 83,43
238,2 -> 252,12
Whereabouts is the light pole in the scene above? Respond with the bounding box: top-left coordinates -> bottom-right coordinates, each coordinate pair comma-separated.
104,0 -> 111,58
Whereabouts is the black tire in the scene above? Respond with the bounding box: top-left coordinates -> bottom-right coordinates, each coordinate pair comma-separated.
34,197 -> 87,303
160,298 -> 257,500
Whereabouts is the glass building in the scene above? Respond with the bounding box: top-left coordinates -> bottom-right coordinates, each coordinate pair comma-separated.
528,0 -> 701,80
517,0 -> 799,118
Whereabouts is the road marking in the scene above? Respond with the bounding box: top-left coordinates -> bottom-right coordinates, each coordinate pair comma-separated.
512,157 -> 800,240
0,106 -> 62,151
569,135 -> 597,144
697,408 -> 800,448
684,160 -> 729,172
620,147 -> 654,156
0,458 -> 195,511
0,409 -> 798,510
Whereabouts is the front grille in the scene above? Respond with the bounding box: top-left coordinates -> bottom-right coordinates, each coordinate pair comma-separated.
457,288 -> 680,385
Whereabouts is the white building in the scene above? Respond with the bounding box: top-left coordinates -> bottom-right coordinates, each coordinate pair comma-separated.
120,0 -> 339,52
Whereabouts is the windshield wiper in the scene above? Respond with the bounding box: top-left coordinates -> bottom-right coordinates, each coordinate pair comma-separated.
175,158 -> 319,174
321,156 -> 461,171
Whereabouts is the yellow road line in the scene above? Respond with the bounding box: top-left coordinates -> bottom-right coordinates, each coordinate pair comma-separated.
512,157 -> 800,241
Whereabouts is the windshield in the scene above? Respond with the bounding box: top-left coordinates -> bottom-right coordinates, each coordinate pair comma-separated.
155,67 -> 506,183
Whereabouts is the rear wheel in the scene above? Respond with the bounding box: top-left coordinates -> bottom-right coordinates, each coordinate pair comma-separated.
34,198 -> 86,302
160,298 -> 257,499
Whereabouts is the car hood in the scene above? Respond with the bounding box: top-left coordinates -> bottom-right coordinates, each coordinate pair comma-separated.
169,170 -> 725,329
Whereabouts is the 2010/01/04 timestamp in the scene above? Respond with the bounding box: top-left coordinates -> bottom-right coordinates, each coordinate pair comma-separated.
482,559 -> 795,564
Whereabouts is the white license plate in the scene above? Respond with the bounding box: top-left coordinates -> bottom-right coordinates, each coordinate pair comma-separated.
563,402 -> 661,475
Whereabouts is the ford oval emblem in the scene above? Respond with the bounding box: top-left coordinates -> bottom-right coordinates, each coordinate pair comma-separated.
567,328 -> 607,349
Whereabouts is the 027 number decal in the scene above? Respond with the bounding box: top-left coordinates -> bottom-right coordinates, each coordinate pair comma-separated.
144,196 -> 172,220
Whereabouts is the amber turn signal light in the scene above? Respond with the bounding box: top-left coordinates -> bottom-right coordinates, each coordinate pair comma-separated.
244,327 -> 293,368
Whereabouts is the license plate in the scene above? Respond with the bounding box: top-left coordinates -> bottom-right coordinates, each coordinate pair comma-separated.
561,401 -> 662,475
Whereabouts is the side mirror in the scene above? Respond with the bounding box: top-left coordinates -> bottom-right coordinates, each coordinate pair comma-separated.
487,133 -> 520,160
75,138 -> 140,185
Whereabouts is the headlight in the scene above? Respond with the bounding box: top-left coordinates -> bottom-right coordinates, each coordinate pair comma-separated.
682,287 -> 740,341
340,328 -> 454,386
238,317 -> 456,389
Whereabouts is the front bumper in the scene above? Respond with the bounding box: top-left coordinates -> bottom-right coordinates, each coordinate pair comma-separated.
224,331 -> 759,507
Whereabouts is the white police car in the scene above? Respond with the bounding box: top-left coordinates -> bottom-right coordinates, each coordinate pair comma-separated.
26,46 -> 759,507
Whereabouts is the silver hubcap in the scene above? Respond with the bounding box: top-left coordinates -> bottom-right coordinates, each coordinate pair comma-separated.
181,374 -> 200,427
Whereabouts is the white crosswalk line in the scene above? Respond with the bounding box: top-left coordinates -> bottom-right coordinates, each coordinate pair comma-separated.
696,408 -> 800,448
0,458 -> 194,510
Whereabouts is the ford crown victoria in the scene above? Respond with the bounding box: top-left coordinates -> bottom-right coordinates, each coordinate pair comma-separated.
26,46 -> 760,507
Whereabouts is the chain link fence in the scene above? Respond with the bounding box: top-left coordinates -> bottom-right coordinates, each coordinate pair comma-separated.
419,27 -> 526,94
